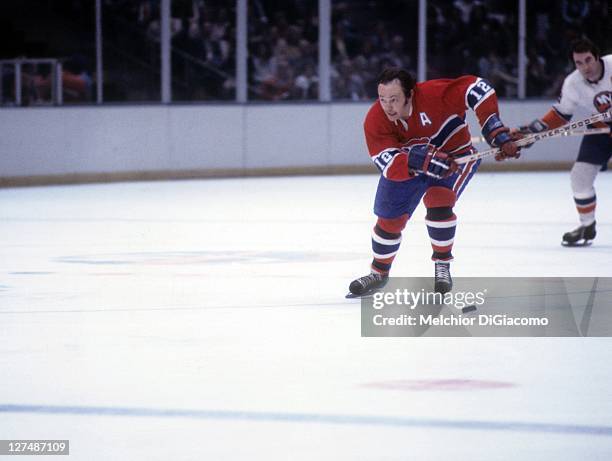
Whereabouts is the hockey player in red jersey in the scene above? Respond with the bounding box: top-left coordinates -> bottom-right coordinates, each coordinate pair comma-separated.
348,68 -> 520,298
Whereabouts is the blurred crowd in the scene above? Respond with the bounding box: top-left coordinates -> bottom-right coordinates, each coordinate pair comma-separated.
3,0 -> 610,104
248,0 -> 608,101
428,0 -> 610,97
330,1 -> 418,100
525,0 -> 610,97
427,0 -> 519,97
247,1 -> 319,100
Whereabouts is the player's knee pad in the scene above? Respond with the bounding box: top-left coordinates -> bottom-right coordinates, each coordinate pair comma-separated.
423,187 -> 456,210
372,215 -> 408,272
570,162 -> 599,198
376,215 -> 409,234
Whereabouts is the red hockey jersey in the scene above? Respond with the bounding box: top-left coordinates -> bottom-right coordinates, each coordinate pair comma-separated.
364,76 -> 501,181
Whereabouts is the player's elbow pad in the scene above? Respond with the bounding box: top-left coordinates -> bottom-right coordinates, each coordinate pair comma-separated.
371,148 -> 411,181
481,114 -> 512,147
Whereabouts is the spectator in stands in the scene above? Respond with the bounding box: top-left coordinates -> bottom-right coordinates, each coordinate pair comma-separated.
32,55 -> 92,103
293,62 -> 318,99
526,46 -> 550,96
61,55 -> 93,102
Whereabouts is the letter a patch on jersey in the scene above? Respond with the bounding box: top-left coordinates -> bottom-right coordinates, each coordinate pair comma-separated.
420,112 -> 432,126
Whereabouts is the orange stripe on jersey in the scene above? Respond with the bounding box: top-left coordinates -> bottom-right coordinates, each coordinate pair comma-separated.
374,256 -> 396,264
577,204 -> 596,213
541,109 -> 569,129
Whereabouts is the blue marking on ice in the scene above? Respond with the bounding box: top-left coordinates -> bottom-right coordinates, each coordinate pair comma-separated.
2,404 -> 611,436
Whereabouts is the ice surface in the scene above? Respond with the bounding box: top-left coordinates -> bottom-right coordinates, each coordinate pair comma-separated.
1,172 -> 611,460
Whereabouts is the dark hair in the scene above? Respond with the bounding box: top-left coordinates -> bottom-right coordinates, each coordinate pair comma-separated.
570,38 -> 600,59
377,68 -> 416,97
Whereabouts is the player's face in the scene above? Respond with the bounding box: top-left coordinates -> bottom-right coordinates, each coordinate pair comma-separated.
573,52 -> 601,82
378,80 -> 411,122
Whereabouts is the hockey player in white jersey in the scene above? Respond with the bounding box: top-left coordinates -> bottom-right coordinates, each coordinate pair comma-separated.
515,38 -> 612,246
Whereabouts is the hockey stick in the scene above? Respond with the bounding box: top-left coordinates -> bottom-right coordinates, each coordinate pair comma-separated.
456,109 -> 612,165
469,127 -> 610,143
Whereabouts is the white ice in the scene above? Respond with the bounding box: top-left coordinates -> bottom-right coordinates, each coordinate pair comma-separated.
1,172 -> 611,460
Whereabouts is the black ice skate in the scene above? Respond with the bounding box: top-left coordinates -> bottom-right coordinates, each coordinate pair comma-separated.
562,221 -> 596,247
434,261 -> 453,294
346,272 -> 388,298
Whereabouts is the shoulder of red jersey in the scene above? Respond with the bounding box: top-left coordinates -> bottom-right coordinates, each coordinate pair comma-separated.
414,76 -> 496,113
